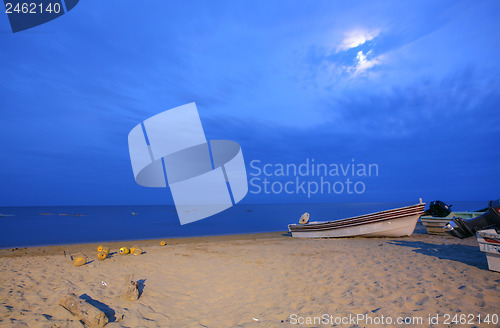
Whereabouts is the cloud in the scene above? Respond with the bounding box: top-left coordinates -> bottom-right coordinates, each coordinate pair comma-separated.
318,28 -> 384,77
337,29 -> 380,52
351,50 -> 382,75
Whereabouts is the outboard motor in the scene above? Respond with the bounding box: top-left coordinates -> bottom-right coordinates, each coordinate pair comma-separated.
425,200 -> 452,217
444,199 -> 500,238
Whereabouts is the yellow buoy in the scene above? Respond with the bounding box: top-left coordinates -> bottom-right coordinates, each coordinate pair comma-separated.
130,246 -> 138,254
160,241 -> 166,246
97,251 -> 107,260
97,245 -> 104,252
119,247 -> 129,255
72,253 -> 87,266
132,248 -> 142,255
101,247 -> 109,255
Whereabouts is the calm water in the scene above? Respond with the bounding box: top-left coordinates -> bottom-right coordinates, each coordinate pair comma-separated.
0,201 -> 486,248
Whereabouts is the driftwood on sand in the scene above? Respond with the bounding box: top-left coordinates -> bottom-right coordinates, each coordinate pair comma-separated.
122,274 -> 139,301
59,293 -> 108,327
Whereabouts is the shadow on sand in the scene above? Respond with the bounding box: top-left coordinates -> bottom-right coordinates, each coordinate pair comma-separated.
388,240 -> 488,270
80,294 -> 116,322
137,279 -> 146,299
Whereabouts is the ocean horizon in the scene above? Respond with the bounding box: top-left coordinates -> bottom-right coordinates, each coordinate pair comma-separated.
0,200 -> 487,249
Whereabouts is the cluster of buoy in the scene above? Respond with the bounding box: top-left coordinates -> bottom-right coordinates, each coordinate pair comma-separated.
97,246 -> 110,260
71,242 -> 166,266
119,245 -> 143,256
94,245 -> 143,261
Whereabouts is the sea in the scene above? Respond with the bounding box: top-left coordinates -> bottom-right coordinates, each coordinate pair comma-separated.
0,201 -> 487,249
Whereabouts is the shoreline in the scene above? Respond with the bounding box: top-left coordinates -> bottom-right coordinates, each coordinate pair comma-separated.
0,222 -> 435,258
0,231 -> 289,258
0,221 -> 431,258
1,201 -> 489,251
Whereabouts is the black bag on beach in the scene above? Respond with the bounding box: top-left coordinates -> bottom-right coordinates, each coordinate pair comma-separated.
425,200 -> 452,217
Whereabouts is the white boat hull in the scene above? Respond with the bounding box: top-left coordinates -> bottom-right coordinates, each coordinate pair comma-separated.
291,213 -> 421,238
289,203 -> 425,238
476,230 -> 500,272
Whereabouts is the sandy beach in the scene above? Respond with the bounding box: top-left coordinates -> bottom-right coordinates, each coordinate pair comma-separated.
1,224 -> 499,328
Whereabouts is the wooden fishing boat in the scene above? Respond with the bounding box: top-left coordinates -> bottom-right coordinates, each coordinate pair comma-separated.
476,229 -> 500,272
421,211 -> 485,235
288,201 -> 425,238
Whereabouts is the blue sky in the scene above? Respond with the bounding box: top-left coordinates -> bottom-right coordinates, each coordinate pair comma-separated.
1,0 -> 499,206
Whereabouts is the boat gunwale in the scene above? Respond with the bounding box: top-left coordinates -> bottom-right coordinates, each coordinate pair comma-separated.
477,231 -> 500,244
420,211 -> 486,220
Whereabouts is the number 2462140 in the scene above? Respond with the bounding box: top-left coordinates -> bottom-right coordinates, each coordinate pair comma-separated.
5,2 -> 61,14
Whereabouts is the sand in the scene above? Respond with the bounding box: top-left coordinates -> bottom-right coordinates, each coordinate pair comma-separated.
1,225 -> 499,328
